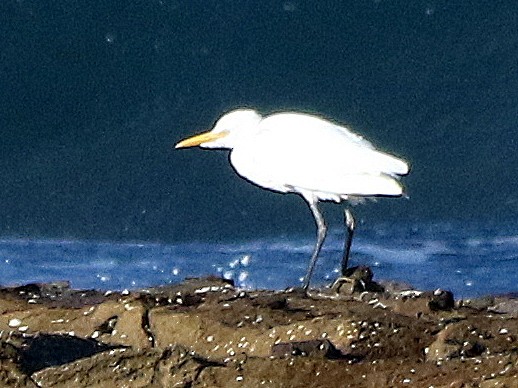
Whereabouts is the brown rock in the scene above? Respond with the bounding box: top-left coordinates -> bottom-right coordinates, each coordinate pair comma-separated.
271,339 -> 346,359
0,277 -> 515,387
32,345 -> 224,387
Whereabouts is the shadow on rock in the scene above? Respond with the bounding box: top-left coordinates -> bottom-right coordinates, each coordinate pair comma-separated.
17,333 -> 118,374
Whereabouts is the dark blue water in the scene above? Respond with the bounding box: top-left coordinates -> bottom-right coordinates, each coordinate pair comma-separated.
1,221 -> 516,299
2,2 -> 518,242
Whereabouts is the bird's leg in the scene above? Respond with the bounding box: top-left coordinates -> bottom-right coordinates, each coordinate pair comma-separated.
341,209 -> 355,275
331,209 -> 360,293
302,200 -> 327,291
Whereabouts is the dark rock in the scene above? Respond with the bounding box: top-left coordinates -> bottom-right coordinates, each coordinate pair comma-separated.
459,341 -> 485,358
271,339 -> 345,359
428,289 -> 455,311
251,294 -> 288,310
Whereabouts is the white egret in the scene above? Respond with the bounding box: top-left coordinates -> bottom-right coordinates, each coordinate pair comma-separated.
175,109 -> 409,290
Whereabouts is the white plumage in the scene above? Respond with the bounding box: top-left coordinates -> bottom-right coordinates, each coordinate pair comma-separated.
176,109 -> 409,290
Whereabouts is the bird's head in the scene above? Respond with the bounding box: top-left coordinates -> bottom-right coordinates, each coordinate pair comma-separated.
175,109 -> 262,150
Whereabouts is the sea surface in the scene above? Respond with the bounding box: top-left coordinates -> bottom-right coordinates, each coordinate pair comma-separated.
0,221 -> 517,299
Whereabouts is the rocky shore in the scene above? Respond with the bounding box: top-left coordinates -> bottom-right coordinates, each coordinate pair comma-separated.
0,272 -> 516,387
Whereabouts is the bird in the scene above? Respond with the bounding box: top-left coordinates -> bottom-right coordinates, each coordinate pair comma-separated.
175,109 -> 409,291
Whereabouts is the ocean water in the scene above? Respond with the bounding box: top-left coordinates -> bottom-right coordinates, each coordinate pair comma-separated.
0,221 -> 516,299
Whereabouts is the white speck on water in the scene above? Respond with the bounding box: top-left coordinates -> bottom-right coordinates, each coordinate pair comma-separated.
105,32 -> 116,44
283,2 -> 296,12
1,222 -> 515,299
238,271 -> 248,283
240,255 -> 251,266
498,328 -> 509,334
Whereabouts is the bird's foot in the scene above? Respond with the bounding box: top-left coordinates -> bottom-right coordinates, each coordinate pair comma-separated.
284,286 -> 310,297
331,266 -> 384,294
330,276 -> 361,294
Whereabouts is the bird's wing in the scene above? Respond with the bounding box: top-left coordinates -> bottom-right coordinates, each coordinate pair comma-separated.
261,113 -> 409,176
268,113 -> 376,150
230,113 -> 408,199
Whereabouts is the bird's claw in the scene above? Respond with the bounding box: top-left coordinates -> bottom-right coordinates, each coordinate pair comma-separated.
330,276 -> 362,294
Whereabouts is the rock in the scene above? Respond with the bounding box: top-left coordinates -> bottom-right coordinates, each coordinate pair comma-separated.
488,298 -> 518,317
32,345 -> 224,387
428,289 -> 455,311
458,295 -> 495,311
271,339 -> 345,359
426,322 -> 487,362
0,276 -> 515,387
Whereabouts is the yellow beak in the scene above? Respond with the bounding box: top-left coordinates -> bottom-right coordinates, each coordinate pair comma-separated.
175,130 -> 228,149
